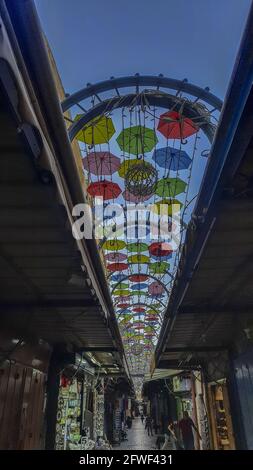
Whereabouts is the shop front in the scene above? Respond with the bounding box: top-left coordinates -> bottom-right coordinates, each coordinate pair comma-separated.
207,380 -> 235,450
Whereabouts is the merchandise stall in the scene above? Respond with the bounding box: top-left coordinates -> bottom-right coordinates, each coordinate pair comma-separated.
207,380 -> 235,450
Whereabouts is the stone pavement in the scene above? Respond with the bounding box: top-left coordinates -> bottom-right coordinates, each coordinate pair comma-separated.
113,417 -> 167,450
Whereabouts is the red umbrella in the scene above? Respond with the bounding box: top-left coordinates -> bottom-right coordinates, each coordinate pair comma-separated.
146,316 -> 158,321
87,180 -> 122,200
157,111 -> 199,139
107,263 -> 128,272
105,252 -> 127,262
129,274 -> 149,282
149,242 -> 173,257
82,151 -> 121,175
148,281 -> 165,296
117,303 -> 130,309
133,307 -> 145,313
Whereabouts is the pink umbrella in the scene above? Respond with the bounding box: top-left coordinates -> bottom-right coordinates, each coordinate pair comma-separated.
122,190 -> 152,203
104,252 -> 127,262
148,281 -> 165,296
115,296 -> 130,303
82,151 -> 121,175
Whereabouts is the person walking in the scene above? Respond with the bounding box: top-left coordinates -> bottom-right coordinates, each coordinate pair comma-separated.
140,413 -> 144,424
145,415 -> 153,436
179,411 -> 202,450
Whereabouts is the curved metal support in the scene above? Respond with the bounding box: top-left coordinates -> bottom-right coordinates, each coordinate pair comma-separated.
62,75 -> 222,113
67,92 -> 216,143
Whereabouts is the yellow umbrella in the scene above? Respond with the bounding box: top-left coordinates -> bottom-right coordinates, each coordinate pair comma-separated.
118,159 -> 140,178
128,254 -> 150,264
151,198 -> 183,216
103,240 -> 126,251
75,114 -> 115,145
113,289 -> 130,296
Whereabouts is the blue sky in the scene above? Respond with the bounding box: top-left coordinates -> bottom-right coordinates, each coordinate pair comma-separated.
35,0 -> 251,99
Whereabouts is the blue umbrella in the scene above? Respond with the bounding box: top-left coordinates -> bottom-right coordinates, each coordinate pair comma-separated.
131,283 -> 148,290
117,309 -> 131,314
151,253 -> 172,261
152,147 -> 191,170
111,274 -> 126,282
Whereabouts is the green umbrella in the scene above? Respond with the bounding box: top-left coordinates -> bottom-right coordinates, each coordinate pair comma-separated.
116,126 -> 158,155
113,289 -> 130,296
103,239 -> 126,251
112,283 -> 128,290
127,242 -> 148,253
128,254 -> 150,264
129,291 -> 148,296
149,261 -> 169,274
155,178 -> 187,197
151,198 -> 183,216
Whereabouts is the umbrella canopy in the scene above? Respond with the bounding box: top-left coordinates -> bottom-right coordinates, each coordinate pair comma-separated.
155,177 -> 187,197
118,308 -> 131,314
116,296 -> 130,303
157,111 -> 198,139
133,307 -> 146,313
117,303 -> 130,309
152,146 -> 192,170
104,252 -> 127,262
117,126 -> 158,155
130,291 -> 148,297
130,283 -> 148,290
122,190 -> 152,203
75,114 -> 115,144
129,274 -> 149,282
103,240 -> 126,250
149,242 -> 173,257
113,289 -> 130,296
148,281 -> 165,295
87,180 -> 122,200
128,254 -> 150,264
112,282 -> 129,290
82,151 -> 121,175
149,261 -> 169,274
107,263 -> 128,272
151,198 -> 183,216
127,242 -> 148,253
151,254 -> 172,261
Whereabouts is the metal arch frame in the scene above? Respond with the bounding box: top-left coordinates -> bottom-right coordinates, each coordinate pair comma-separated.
62,75 -> 223,112
110,273 -> 170,295
62,75 -> 222,144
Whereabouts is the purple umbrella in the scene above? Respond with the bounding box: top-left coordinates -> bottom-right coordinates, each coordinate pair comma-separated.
122,190 -> 152,203
148,281 -> 165,296
82,151 -> 121,175
104,252 -> 127,262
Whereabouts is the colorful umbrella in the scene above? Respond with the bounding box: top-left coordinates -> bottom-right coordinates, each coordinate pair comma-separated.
113,289 -> 130,296
75,114 -> 115,144
82,151 -> 120,175
103,240 -> 126,250
117,303 -> 130,309
107,263 -> 128,272
122,190 -> 152,203
148,281 -> 165,296
116,126 -> 158,155
105,252 -> 127,262
155,177 -> 187,197
157,111 -> 198,139
152,147 -> 192,170
149,242 -> 173,257
151,254 -> 172,261
129,274 -> 149,282
128,254 -> 150,264
116,296 -> 130,303
133,307 -> 146,313
151,198 -> 183,216
118,309 -> 131,314
127,242 -> 148,253
129,291 -> 148,296
111,274 -> 126,283
149,261 -> 169,274
130,283 -> 148,290
87,180 -> 122,200
112,282 -> 129,290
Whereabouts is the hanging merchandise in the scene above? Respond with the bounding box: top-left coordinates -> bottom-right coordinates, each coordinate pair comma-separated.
55,375 -> 82,450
